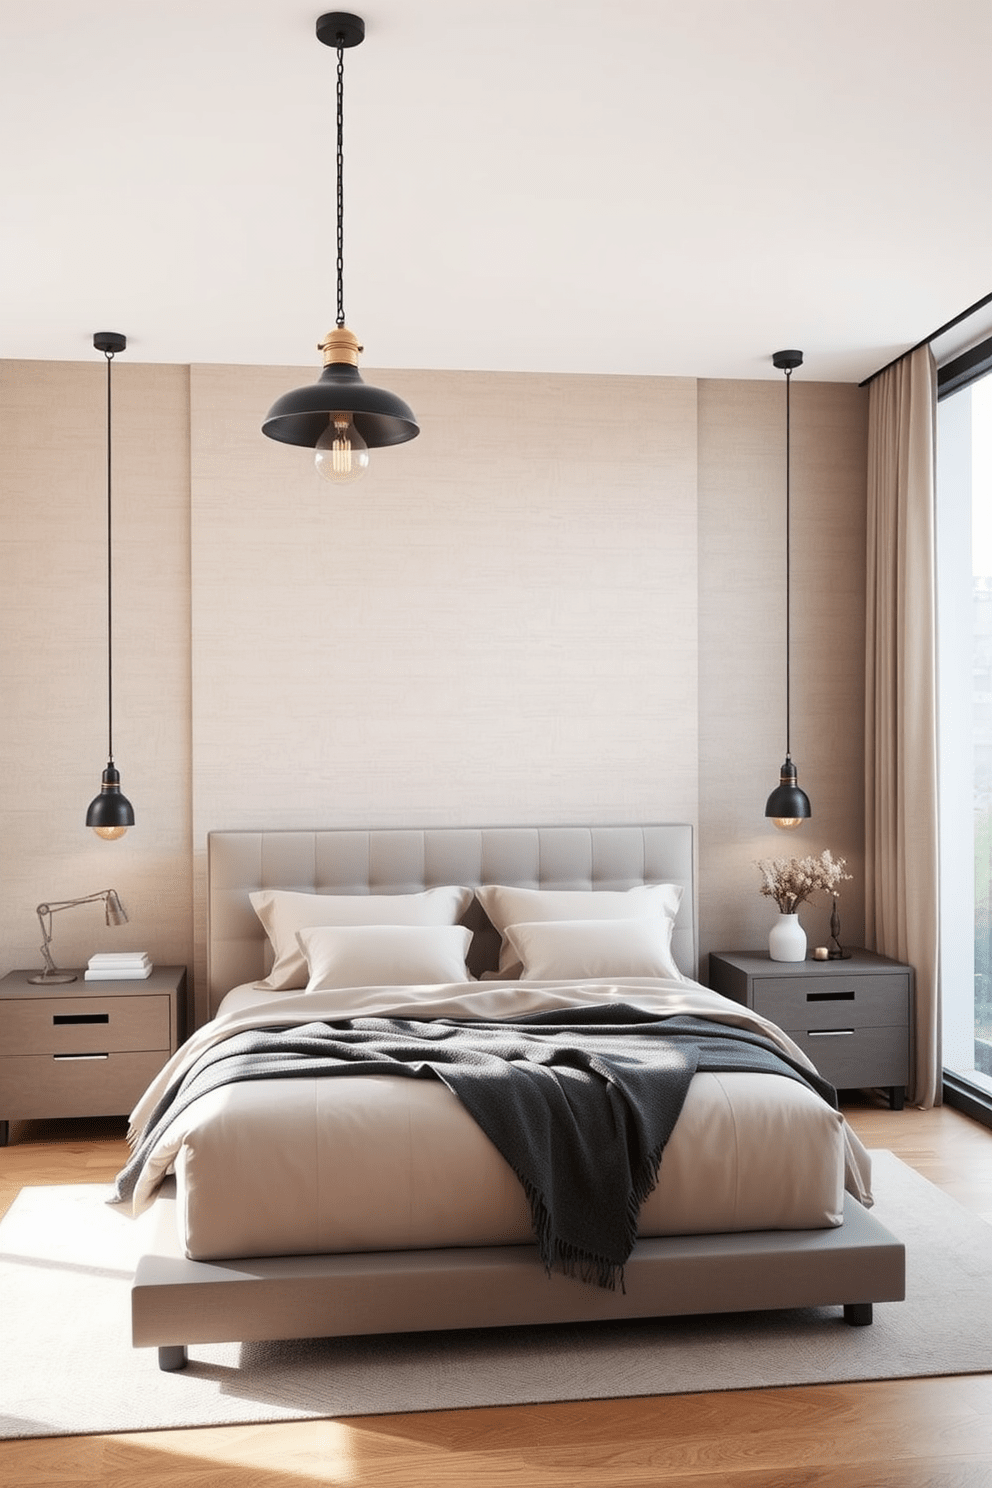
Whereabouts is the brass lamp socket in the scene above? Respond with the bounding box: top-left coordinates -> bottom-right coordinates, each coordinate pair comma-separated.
319,327 -> 363,367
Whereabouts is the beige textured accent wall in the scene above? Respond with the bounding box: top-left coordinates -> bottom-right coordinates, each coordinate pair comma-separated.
698,379 -> 869,966
0,360 -> 193,982
1,357 -> 866,1032
188,366 -> 700,1019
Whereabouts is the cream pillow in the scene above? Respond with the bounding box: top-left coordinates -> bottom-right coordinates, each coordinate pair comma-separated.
298,924 -> 474,991
504,917 -> 682,982
250,886 -> 473,990
474,883 -> 683,979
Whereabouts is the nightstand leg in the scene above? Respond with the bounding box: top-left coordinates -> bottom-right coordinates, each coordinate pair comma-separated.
158,1345 -> 188,1371
844,1302 -> 873,1326
0,1120 -> 7,1147
889,1086 -> 905,1111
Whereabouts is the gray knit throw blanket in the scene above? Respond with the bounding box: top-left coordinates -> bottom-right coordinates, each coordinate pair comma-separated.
112,1004 -> 836,1289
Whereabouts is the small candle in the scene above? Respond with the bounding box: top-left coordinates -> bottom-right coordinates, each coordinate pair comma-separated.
813,946 -> 830,961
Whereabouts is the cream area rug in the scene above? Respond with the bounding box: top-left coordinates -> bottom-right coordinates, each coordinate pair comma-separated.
2,1150 -> 991,1440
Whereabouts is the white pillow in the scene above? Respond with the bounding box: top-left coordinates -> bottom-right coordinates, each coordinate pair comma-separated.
504,917 -> 683,982
474,883 -> 683,979
250,886 -> 473,990
298,924 -> 474,991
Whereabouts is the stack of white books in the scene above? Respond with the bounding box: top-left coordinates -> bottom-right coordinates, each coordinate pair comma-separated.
84,952 -> 153,981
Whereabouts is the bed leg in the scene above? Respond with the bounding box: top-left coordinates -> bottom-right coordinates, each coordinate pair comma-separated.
158,1345 -> 188,1371
843,1302 -> 873,1327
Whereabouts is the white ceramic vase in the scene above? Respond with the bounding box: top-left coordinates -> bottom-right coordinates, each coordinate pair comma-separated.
768,911 -> 807,962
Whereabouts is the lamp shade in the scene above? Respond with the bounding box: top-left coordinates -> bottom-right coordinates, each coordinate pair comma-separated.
86,764 -> 135,836
262,362 -> 418,449
765,757 -> 812,828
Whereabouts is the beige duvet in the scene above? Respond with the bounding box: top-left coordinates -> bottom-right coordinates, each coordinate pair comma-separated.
121,977 -> 873,1261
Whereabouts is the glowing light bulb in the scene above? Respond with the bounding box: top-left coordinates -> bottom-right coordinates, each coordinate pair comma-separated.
93,825 -> 128,840
315,414 -> 370,483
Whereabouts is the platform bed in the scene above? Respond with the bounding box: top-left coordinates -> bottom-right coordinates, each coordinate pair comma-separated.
134,1183 -> 904,1372
129,825 -> 906,1371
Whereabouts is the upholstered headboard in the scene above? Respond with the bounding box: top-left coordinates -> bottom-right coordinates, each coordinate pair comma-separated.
206,824 -> 696,1018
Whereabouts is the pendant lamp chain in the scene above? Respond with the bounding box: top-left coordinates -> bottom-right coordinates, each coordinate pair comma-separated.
335,37 -> 346,330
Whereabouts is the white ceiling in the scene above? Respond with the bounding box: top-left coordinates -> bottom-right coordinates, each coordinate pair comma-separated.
3,0 -> 991,382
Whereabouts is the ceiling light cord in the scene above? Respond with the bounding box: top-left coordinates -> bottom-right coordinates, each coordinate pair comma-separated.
102,341 -> 116,766
783,360 -> 793,762
87,329 -> 134,838
764,347 -> 810,828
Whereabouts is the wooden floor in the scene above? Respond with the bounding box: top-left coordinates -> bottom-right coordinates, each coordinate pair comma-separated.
3,1096 -> 992,1486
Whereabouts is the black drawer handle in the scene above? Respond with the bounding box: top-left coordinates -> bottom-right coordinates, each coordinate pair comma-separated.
806,991 -> 855,1003
53,1013 -> 110,1025
53,1052 -> 109,1061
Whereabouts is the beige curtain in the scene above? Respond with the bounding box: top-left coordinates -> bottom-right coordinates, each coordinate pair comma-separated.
865,345 -> 940,1107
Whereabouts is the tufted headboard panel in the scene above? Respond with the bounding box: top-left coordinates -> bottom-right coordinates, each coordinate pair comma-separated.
206,824 -> 696,1018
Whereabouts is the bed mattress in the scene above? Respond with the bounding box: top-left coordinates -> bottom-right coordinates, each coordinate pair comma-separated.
171,1065 -> 845,1259
120,977 -> 870,1262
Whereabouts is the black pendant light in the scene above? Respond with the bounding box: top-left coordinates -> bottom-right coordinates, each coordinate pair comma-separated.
86,331 -> 135,840
765,349 -> 812,830
262,12 -> 419,481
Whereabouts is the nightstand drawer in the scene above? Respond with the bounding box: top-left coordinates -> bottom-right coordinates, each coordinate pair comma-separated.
750,975 -> 909,1032
0,1050 -> 167,1119
0,995 -> 171,1055
789,1026 -> 910,1090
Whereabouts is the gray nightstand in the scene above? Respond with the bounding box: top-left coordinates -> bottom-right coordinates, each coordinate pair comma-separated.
708,949 -> 913,1109
0,964 -> 187,1145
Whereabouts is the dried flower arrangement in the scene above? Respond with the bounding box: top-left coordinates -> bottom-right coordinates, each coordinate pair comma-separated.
756,849 -> 852,914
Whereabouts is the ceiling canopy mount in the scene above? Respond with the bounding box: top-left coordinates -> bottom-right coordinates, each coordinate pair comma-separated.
315,12 -> 365,48
93,331 -> 126,357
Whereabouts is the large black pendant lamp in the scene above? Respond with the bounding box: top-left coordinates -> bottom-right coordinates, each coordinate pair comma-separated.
262,12 -> 419,481
765,348 -> 812,830
86,332 -> 135,840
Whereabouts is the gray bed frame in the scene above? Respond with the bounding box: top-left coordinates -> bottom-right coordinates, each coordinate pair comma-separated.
131,825 -> 905,1371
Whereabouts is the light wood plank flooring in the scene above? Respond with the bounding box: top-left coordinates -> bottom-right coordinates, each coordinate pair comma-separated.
2,1096 -> 992,1486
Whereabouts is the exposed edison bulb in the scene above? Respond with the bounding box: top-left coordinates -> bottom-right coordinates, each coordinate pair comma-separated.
314,414 -> 370,483
771,817 -> 803,831
93,825 -> 128,841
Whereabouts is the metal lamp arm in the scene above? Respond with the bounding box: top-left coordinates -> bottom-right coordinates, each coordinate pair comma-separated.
34,890 -> 127,977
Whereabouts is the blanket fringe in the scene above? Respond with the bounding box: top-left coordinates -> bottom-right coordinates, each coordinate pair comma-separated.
519,1172 -> 630,1293
515,1133 -> 668,1294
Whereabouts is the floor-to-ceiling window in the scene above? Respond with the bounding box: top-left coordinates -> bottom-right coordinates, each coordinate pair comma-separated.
938,340 -> 992,1102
